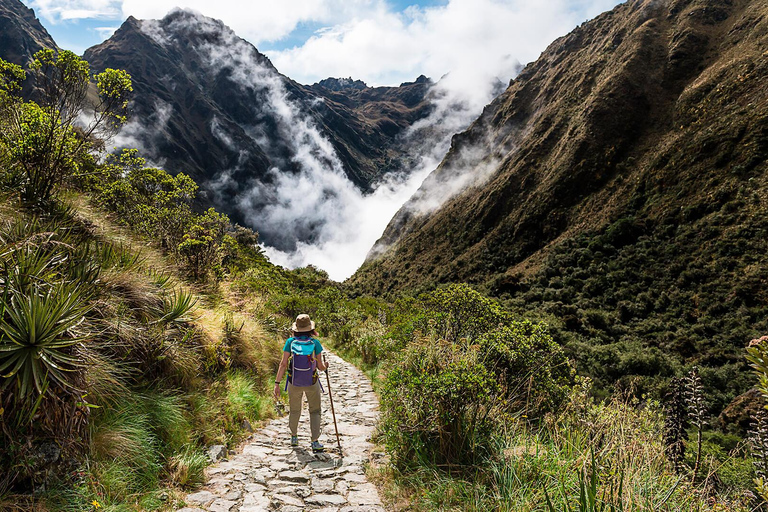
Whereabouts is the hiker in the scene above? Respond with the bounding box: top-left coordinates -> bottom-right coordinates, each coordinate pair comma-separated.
274,313 -> 327,452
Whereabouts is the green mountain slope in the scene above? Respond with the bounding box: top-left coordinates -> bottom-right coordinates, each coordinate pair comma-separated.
351,0 -> 768,409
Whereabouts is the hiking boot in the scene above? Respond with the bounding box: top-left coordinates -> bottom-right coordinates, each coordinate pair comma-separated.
290,436 -> 299,447
311,440 -> 324,453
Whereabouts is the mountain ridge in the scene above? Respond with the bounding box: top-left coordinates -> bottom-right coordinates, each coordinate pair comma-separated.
354,0 -> 768,291
349,0 -> 768,409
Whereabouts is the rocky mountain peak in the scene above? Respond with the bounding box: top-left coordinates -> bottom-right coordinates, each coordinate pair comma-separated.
0,0 -> 56,65
314,77 -> 368,91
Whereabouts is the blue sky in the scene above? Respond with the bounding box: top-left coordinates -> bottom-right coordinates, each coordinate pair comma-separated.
22,0 -> 623,86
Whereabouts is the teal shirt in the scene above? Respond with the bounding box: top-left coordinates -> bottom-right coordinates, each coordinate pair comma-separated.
284,336 -> 323,356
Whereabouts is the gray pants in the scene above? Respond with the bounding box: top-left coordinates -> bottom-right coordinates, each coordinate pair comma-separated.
287,381 -> 322,441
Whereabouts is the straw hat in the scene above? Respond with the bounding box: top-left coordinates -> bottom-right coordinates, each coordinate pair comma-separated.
291,313 -> 315,333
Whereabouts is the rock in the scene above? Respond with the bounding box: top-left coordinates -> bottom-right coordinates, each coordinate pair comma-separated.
208,498 -> 237,512
311,476 -> 335,493
177,508 -> 206,512
305,494 -> 348,506
273,494 -> 304,507
242,445 -> 273,459
278,470 -> 309,483
718,388 -> 762,435
185,490 -> 215,505
33,441 -> 61,466
348,485 -> 381,506
343,473 -> 367,483
223,490 -> 242,500
208,445 -> 228,461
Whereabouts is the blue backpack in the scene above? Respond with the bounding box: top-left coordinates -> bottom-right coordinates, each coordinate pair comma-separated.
286,337 -> 319,388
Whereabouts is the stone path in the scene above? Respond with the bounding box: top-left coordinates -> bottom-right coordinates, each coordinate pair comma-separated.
178,351 -> 385,512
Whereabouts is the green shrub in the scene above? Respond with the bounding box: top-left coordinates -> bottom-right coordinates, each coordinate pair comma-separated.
479,321 -> 572,414
381,320 -> 573,469
382,335 -> 504,467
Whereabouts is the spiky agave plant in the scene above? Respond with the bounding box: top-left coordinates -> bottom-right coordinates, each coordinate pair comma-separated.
0,218 -> 93,423
156,288 -> 197,326
0,278 -> 90,400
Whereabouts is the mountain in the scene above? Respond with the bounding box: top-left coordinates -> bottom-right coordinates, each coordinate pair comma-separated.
351,0 -> 768,408
82,10 -> 433,247
355,0 -> 768,293
0,0 -> 57,95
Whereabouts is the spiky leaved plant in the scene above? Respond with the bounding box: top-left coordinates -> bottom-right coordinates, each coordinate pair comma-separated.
747,336 -> 768,502
0,221 -> 93,425
663,377 -> 688,474
685,367 -> 707,484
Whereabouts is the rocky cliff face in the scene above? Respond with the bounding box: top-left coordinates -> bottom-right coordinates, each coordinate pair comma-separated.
82,10 -> 433,245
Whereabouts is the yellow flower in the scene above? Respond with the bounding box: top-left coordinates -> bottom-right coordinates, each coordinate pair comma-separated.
92,500 -> 101,509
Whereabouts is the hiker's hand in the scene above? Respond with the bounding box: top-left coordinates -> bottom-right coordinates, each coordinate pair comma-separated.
273,382 -> 280,401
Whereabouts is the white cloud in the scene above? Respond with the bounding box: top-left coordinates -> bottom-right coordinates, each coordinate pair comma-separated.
25,0 -> 624,279
267,0 -> 621,87
121,0 -> 381,43
93,25 -> 120,38
27,0 -> 120,22
28,1 -> 621,87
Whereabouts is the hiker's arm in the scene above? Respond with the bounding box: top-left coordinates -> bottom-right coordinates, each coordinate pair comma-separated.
273,352 -> 290,399
316,352 -> 327,371
275,351 -> 290,382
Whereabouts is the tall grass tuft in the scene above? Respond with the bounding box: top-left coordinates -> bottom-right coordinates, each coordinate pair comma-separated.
225,370 -> 268,427
168,447 -> 208,488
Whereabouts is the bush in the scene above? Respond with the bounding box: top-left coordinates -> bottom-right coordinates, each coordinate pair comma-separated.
382,335 -> 504,468
381,320 -> 573,469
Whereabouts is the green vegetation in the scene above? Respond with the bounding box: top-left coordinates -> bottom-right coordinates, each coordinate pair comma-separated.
256,279 -> 760,509
495,208 -> 766,415
0,52 -> 314,510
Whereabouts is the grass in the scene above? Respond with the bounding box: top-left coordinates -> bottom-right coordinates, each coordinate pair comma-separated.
225,370 -> 271,428
372,388 -> 756,511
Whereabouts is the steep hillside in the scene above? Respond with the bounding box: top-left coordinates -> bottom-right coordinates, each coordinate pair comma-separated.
351,0 -> 768,405
358,0 -> 768,289
82,10 -> 433,245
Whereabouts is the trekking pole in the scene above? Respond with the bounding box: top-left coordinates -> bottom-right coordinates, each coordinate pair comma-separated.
323,352 -> 343,455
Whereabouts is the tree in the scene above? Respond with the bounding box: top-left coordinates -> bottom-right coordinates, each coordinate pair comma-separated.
0,50 -> 132,205
178,208 -> 230,280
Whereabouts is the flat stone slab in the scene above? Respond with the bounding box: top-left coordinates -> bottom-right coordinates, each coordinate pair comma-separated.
278,470 -> 309,482
184,490 -> 214,505
208,499 -> 237,512
273,494 -> 304,507
305,494 -> 348,506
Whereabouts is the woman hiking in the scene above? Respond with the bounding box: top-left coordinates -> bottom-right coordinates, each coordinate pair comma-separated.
273,313 -> 327,452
